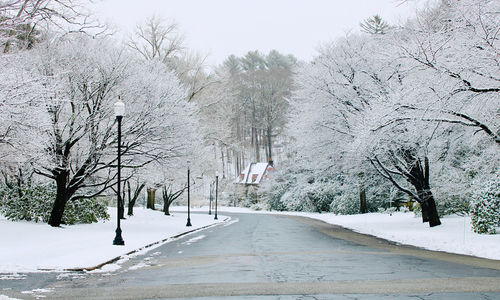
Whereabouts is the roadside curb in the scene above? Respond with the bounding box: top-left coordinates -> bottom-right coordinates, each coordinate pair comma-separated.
44,216 -> 231,273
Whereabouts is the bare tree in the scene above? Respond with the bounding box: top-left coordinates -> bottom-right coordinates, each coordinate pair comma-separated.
161,183 -> 186,215
126,16 -> 184,63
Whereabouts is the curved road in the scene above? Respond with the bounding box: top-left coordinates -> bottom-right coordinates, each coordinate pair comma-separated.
2,213 -> 500,299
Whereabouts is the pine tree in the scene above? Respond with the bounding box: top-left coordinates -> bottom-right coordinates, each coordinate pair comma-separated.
360,15 -> 389,34
470,175 -> 500,234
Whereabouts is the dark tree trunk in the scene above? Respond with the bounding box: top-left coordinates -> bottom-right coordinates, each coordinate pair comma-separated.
407,156 -> 441,227
127,182 -> 145,216
147,188 -> 156,210
162,185 -> 185,216
48,172 -> 70,227
371,152 -> 441,227
162,186 -> 170,215
164,199 -> 170,215
420,200 -> 430,222
417,186 -> 440,227
359,185 -> 367,214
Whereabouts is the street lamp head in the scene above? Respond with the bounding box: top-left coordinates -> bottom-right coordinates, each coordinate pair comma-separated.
216,171 -> 219,177
114,99 -> 125,117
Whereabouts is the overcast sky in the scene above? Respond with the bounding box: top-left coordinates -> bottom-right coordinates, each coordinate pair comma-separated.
92,0 -> 422,65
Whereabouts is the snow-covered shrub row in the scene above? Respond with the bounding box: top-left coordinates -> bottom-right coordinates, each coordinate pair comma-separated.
278,180 -> 335,213
261,164 -> 336,213
0,183 -> 109,224
470,175 -> 500,234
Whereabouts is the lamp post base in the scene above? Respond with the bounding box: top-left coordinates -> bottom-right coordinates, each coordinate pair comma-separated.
214,215 -> 218,220
113,228 -> 125,245
186,218 -> 192,227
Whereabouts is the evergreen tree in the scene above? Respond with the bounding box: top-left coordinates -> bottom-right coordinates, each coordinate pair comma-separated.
471,175 -> 500,234
360,15 -> 389,34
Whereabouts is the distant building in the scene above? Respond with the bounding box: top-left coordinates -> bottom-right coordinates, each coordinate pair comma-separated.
234,158 -> 275,186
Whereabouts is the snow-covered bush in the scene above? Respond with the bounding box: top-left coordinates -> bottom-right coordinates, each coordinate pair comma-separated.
267,183 -> 288,211
61,198 -> 110,224
279,180 -> 334,213
437,196 -> 469,216
470,175 -> 500,234
0,183 -> 53,222
241,188 -> 259,208
330,188 -> 359,215
0,183 -> 109,224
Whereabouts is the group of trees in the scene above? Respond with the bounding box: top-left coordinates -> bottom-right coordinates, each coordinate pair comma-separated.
0,0 -> 497,233
198,50 -> 296,180
0,1 -> 203,226
266,0 -> 499,229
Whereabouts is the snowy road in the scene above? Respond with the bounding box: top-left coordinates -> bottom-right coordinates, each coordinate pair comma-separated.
2,213 -> 500,299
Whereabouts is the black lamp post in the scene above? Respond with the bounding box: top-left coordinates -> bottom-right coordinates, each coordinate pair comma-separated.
209,182 -> 212,215
186,161 -> 192,227
113,98 -> 125,246
214,171 -> 218,220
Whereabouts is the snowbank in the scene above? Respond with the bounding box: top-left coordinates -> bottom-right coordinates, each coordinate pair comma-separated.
0,208 -> 225,273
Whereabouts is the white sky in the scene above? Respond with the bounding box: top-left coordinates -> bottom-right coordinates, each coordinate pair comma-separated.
92,0 -> 422,65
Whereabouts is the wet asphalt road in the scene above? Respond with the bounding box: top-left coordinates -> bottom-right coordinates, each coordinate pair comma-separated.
1,213 -> 500,299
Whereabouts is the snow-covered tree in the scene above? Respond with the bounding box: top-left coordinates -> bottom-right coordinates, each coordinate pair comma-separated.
1,0 -> 102,52
360,15 -> 390,34
284,0 -> 498,228
470,174 -> 499,234
2,34 -> 196,226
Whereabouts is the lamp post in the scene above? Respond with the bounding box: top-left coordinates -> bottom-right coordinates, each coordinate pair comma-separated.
214,171 -> 218,220
186,160 -> 192,227
209,182 -> 212,215
113,98 -> 125,246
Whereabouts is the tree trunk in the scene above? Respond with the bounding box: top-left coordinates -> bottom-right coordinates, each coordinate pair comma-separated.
48,172 -> 70,227
221,147 -> 226,179
267,127 -> 272,161
147,188 -> 156,210
359,185 -> 367,214
409,156 -> 440,227
417,187 -> 440,227
420,200 -> 430,223
164,200 -> 170,215
127,200 -> 134,216
128,182 -> 145,216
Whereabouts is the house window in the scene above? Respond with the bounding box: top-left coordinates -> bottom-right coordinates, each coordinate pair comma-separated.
252,174 -> 258,183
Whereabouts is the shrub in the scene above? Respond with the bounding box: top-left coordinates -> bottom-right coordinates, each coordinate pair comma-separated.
470,175 -> 499,234
0,183 -> 109,224
330,189 -> 359,215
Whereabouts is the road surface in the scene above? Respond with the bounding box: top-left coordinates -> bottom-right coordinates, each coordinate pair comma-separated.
1,213 -> 500,299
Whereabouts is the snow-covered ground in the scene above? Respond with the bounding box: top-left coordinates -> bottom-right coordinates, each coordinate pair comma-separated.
210,206 -> 500,261
0,208 -> 226,273
1,206 -> 498,274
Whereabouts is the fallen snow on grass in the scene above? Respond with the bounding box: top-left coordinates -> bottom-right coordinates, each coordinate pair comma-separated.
212,206 -> 500,261
0,208 -> 226,273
